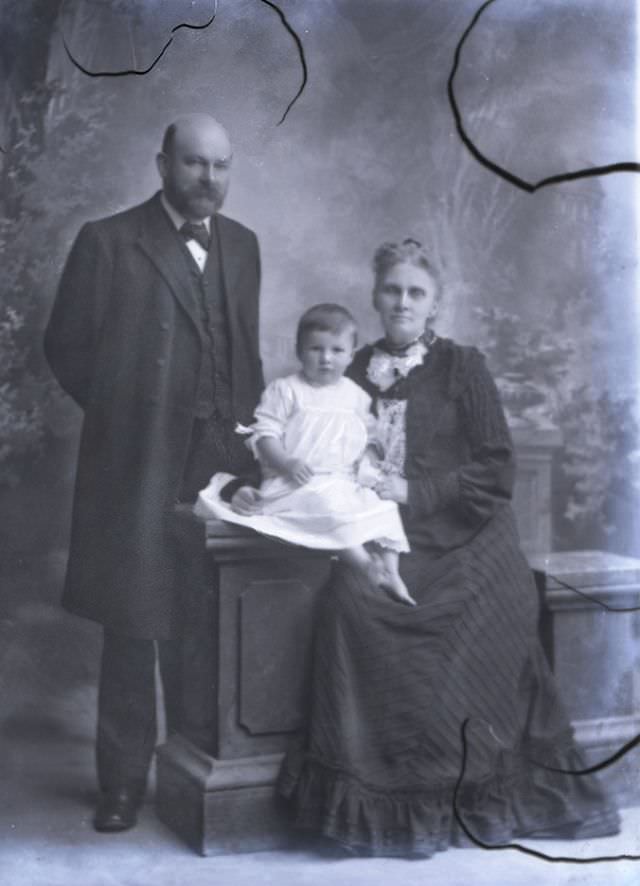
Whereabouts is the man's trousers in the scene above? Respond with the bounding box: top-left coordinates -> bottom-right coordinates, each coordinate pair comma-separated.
94,414 -> 240,794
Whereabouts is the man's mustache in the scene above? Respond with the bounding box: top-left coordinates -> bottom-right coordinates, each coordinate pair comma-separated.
194,185 -> 222,197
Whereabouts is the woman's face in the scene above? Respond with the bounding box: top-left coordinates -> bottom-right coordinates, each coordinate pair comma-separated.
373,261 -> 438,346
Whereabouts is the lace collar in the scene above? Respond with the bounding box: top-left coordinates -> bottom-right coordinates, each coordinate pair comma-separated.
366,333 -> 435,392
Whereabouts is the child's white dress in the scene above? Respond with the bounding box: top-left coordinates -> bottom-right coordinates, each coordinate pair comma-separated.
195,373 -> 409,552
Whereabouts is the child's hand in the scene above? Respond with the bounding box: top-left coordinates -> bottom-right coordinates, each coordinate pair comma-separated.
285,458 -> 314,486
376,474 -> 408,504
230,486 -> 263,515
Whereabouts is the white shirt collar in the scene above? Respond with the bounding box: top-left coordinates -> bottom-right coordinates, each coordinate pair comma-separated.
160,192 -> 211,233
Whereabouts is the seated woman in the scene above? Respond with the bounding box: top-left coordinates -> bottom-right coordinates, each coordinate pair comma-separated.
268,238 -> 620,857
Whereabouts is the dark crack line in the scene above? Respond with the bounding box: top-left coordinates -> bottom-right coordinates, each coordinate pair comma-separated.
257,0 -> 308,124
453,719 -> 640,863
546,572 -> 640,613
62,3 -> 218,76
447,0 -> 640,192
60,0 -> 307,125
528,729 -> 640,777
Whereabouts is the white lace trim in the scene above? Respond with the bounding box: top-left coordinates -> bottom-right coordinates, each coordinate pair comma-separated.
366,340 -> 428,392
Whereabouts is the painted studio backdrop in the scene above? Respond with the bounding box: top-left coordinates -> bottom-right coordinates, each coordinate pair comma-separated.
1,0 -> 639,567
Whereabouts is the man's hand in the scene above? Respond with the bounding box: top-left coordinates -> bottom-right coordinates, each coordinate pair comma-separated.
230,486 -> 263,515
376,474 -> 408,504
284,458 -> 314,486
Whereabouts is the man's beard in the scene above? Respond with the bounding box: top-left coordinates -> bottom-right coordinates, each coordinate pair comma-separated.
185,186 -> 224,215
169,183 -> 226,218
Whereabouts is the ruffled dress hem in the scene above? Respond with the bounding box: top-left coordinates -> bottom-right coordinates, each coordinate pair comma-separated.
277,745 -> 621,858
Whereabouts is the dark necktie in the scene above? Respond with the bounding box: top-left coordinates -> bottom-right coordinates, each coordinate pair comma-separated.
180,221 -> 210,252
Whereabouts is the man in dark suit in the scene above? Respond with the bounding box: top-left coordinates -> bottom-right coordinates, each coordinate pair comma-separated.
44,114 -> 264,832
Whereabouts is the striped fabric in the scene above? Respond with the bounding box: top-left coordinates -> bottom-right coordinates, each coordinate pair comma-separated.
278,511 -> 619,856
277,339 -> 619,857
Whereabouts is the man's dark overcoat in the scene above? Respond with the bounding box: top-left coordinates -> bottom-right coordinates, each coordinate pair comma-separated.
44,193 -> 264,639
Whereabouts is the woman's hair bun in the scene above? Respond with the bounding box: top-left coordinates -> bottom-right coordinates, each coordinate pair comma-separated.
372,240 -> 441,297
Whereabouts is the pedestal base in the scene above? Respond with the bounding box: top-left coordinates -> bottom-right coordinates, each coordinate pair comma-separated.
156,735 -> 294,856
573,715 -> 640,808
156,510 -> 332,855
531,549 -> 640,807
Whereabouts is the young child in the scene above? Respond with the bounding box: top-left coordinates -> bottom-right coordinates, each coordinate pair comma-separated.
195,303 -> 415,606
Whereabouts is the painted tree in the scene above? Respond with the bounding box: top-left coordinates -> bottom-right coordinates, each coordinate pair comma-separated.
0,0 -> 118,484
0,0 -> 63,484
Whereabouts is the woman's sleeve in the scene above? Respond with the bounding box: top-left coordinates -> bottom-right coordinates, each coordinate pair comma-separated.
246,377 -> 295,457
406,350 -> 515,524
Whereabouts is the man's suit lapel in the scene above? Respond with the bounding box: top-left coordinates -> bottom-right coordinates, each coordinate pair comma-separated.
214,214 -> 242,339
135,194 -> 201,331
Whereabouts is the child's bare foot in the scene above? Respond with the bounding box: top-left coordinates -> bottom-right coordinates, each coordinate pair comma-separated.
363,557 -> 386,589
355,555 -> 416,607
368,547 -> 384,573
378,570 -> 416,607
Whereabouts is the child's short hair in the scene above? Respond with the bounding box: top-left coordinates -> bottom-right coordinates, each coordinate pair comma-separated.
295,303 -> 358,356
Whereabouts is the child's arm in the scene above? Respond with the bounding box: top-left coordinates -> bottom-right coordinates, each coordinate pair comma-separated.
249,377 -> 314,486
256,437 -> 313,486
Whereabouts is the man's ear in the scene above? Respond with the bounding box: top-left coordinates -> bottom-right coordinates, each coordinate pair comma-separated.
156,152 -> 167,180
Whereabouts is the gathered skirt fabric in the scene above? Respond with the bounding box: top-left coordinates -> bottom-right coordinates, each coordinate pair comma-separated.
277,507 -> 620,857
195,471 -> 409,552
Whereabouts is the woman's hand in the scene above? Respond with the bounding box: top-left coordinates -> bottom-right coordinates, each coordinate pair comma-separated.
376,474 -> 408,504
285,458 -> 314,486
230,486 -> 263,515
365,440 -> 384,461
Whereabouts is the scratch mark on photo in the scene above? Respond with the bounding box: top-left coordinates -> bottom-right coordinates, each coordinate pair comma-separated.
62,2 -> 219,77
546,573 -> 640,613
60,0 -> 307,125
529,729 -> 640,777
257,0 -> 308,124
448,0 -> 640,192
453,719 -> 639,863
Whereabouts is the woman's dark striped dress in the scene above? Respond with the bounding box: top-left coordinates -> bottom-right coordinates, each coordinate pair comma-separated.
278,338 -> 619,857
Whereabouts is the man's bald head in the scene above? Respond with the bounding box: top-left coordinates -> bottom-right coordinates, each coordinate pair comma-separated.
161,114 -> 231,158
157,114 -> 233,220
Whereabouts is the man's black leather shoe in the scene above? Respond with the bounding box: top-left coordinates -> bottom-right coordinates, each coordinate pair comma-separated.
93,787 -> 141,833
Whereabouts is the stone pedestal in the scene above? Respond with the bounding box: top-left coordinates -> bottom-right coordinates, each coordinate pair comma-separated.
510,425 -> 562,556
530,550 -> 640,806
156,507 -> 332,855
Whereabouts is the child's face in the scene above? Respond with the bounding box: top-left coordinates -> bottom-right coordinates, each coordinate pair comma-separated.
299,328 -> 355,386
